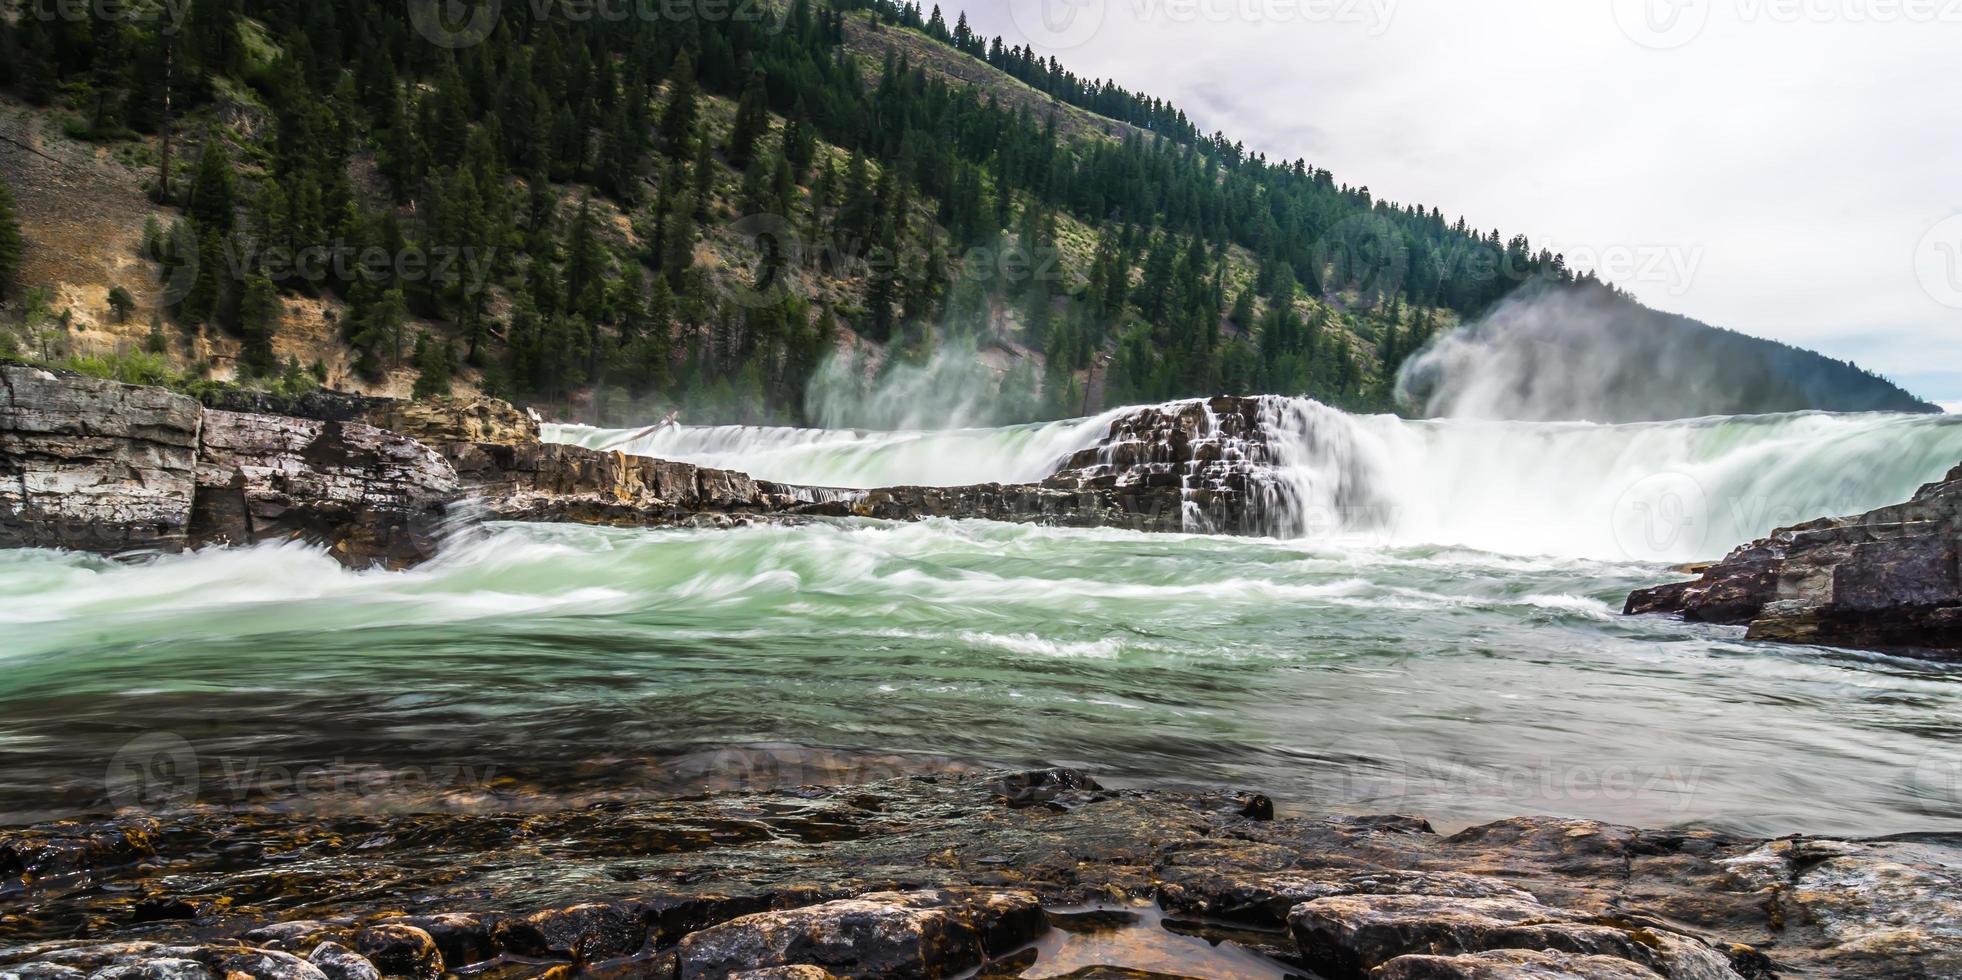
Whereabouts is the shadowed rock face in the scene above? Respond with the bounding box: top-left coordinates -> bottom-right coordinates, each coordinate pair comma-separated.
1625,463 -> 1962,654
1,770 -> 1955,980
190,412 -> 459,569
0,364 -> 203,553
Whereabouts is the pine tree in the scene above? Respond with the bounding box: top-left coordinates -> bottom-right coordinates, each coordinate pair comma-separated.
726,73 -> 771,171
237,274 -> 282,378
107,285 -> 135,322
657,53 -> 700,159
188,138 -> 237,233
412,330 -> 454,399
0,175 -> 21,301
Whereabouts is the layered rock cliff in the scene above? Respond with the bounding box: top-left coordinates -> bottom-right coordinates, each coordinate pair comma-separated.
0,365 -> 203,554
1625,463 -> 1962,653
1,364 -> 458,568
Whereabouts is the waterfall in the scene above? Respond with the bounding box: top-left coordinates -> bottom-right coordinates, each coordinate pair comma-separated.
547,401 -> 1962,562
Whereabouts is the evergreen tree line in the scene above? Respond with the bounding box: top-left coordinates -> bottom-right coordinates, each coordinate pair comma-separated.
0,0 -> 1577,420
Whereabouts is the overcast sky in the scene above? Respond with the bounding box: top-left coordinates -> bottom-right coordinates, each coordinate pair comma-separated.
933,0 -> 1962,406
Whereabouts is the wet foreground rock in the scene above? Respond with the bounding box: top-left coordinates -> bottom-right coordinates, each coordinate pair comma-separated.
2,770 -> 1957,979
1625,463 -> 1962,654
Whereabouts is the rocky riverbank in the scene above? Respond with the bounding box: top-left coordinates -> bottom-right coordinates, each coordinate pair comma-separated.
1,768 -> 1958,979
0,365 -> 1231,564
1625,463 -> 1962,655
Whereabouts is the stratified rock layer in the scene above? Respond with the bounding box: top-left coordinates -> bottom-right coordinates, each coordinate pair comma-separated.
1625,463 -> 1962,653
191,411 -> 459,568
0,364 -> 202,552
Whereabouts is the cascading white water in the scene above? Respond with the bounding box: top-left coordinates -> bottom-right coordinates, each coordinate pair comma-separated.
546,408 -> 1134,490
548,400 -> 1962,563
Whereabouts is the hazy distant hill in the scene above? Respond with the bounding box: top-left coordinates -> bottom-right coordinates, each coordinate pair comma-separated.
1398,278 -> 1938,421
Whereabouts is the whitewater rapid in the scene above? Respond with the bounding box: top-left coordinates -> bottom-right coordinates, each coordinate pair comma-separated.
549,400 -> 1962,563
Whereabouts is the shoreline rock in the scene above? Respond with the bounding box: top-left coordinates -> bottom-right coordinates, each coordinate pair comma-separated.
1625,463 -> 1962,655
0,769 -> 1955,979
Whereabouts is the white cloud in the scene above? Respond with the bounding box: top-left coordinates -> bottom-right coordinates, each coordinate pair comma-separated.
937,0 -> 1962,402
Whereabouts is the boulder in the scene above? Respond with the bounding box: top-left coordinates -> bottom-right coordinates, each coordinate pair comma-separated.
0,364 -> 202,553
350,925 -> 440,980
190,411 -> 458,568
303,944 -> 378,980
1287,894 -> 1740,980
1625,463 -> 1962,654
673,889 -> 1046,979
1371,949 -> 1667,979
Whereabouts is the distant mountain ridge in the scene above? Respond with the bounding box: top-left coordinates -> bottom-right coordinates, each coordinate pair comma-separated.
1397,279 -> 1938,421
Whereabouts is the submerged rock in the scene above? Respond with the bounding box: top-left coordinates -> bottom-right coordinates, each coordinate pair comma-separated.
1624,462 -> 1962,655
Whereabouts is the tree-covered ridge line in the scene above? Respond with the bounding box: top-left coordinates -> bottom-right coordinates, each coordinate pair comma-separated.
0,0 -> 1929,422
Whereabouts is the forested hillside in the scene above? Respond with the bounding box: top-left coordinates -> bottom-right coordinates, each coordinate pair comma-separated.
0,0 -> 1932,422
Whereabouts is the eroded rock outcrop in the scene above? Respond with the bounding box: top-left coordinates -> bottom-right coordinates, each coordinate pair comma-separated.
1625,463 -> 1962,653
362,396 -> 539,448
191,411 -> 459,569
441,441 -> 820,527
0,364 -> 202,553
1045,396 -> 1272,534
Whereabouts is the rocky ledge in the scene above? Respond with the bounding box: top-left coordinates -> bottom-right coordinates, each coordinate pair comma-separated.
1625,463 -> 1962,654
2,769 -> 1958,979
0,367 -> 1229,564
